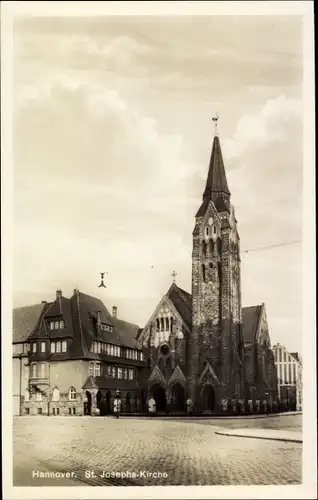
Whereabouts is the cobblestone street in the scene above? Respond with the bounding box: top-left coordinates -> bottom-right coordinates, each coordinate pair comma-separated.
13,414 -> 302,487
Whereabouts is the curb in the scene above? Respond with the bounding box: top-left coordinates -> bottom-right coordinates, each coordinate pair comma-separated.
215,431 -> 302,444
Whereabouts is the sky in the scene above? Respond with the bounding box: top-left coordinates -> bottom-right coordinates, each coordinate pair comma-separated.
12,14 -> 303,353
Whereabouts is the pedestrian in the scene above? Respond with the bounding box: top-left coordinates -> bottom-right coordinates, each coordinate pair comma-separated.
114,391 -> 122,419
186,397 -> 193,417
148,397 -> 156,416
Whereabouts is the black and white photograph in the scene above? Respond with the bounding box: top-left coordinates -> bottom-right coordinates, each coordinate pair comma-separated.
1,1 -> 316,499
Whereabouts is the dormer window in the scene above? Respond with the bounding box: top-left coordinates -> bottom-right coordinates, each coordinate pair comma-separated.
49,320 -> 65,331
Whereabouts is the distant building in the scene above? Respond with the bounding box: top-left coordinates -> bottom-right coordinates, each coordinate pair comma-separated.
272,343 -> 302,410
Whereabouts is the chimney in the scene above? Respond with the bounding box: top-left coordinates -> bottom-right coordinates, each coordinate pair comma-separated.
56,289 -> 62,299
41,300 -> 47,304
56,289 -> 62,312
112,306 -> 117,319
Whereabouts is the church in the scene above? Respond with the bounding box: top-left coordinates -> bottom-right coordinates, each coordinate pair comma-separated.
137,129 -> 278,413
12,127 -> 278,416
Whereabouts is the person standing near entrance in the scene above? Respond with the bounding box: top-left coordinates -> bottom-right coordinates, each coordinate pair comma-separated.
148,397 -> 156,416
113,391 -> 122,419
186,397 -> 193,416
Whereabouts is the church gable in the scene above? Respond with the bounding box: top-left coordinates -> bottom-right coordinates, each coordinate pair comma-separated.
168,365 -> 187,388
199,361 -> 220,387
148,364 -> 166,387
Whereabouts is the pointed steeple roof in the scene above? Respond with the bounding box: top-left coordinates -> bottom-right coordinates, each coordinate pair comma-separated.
204,135 -> 230,198
196,134 -> 231,216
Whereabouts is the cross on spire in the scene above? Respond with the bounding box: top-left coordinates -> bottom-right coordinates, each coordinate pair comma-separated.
171,270 -> 178,283
212,113 -> 219,136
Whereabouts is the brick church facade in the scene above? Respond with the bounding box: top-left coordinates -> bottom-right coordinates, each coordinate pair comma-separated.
12,129 -> 278,416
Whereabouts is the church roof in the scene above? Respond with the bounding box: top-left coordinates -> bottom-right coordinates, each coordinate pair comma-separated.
13,303 -> 46,343
242,305 -> 262,343
167,283 -> 192,329
196,135 -> 231,217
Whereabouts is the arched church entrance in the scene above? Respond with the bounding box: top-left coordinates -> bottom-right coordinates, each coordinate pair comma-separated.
202,385 -> 216,412
84,390 -> 92,415
151,384 -> 166,412
170,384 -> 185,412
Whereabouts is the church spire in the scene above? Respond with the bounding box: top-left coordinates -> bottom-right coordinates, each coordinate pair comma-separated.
196,118 -> 231,216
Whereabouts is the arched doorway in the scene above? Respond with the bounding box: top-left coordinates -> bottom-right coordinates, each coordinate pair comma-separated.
84,390 -> 92,415
151,384 -> 166,412
202,385 -> 215,411
96,390 -> 106,416
106,391 -> 111,414
171,384 -> 185,412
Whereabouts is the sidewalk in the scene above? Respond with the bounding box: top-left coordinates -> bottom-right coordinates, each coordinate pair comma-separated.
119,411 -> 302,420
215,427 -> 302,443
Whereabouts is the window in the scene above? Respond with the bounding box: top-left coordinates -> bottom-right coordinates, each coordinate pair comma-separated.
89,362 -> 94,377
52,408 -> 56,415
49,322 -> 54,330
202,240 -> 207,256
59,320 -> 64,329
202,264 -> 206,282
112,367 -> 116,378
208,239 -> 213,256
124,369 -> 128,379
140,352 -> 143,362
205,227 -> 209,237
57,408 -> 60,415
213,225 -> 217,234
160,318 -> 164,331
288,363 -> 292,384
40,363 -> 46,378
293,363 -> 296,384
97,342 -> 101,354
118,368 -> 122,379
107,366 -> 111,376
32,343 -> 37,353
50,342 -> 56,353
24,389 -> 30,402
68,408 -> 72,415
165,317 -> 169,331
95,363 -> 101,377
156,319 -> 160,331
52,387 -> 60,401
56,342 -> 61,353
41,342 -> 46,353
25,408 -> 30,415
72,408 -> 76,415
69,387 -> 76,401
36,391 -> 42,401
31,363 -> 37,378
55,321 -> 59,330
38,407 -> 43,414
110,345 -> 114,356
62,341 -> 67,352
129,369 -> 134,380
170,318 -> 173,333
107,344 -> 111,355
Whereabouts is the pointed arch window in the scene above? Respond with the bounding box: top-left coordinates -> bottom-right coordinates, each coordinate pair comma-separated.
202,264 -> 206,282
52,387 -> 60,401
202,240 -> 207,257
165,317 -> 170,331
156,319 -> 160,331
170,317 -> 173,333
160,318 -> 164,331
208,240 -> 213,256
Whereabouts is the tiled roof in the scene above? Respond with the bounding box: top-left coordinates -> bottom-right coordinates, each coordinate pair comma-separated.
13,304 -> 46,343
112,318 -> 141,349
82,376 -> 140,391
242,305 -> 262,343
167,284 -> 192,329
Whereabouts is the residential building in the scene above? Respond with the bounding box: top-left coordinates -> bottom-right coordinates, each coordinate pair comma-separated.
272,343 -> 302,410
